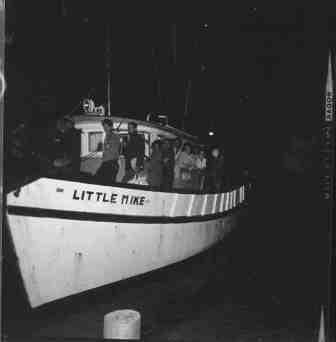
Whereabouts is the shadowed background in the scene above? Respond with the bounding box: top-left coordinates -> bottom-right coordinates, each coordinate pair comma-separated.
3,3 -> 335,340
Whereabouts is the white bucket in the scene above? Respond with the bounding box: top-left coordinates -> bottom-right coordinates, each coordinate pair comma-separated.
103,309 -> 141,340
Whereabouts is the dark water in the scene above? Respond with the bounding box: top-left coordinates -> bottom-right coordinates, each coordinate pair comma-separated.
2,172 -> 332,341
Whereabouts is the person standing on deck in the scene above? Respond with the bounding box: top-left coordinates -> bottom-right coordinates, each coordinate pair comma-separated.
122,122 -> 145,183
173,138 -> 183,160
48,117 -> 81,177
191,146 -> 207,191
161,139 -> 175,191
96,119 -> 120,184
174,143 -> 194,189
206,147 -> 224,192
173,138 -> 183,180
146,140 -> 163,189
197,149 -> 207,190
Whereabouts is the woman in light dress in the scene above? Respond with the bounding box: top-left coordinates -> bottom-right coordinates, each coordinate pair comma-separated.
174,143 -> 194,189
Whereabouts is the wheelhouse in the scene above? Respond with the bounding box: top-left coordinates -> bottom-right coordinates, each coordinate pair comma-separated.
74,114 -> 200,183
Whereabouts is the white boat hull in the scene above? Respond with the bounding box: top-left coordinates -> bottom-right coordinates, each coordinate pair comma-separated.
6,178 -> 246,308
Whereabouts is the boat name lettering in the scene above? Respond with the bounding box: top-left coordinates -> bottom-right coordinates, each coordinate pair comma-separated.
72,190 -> 146,206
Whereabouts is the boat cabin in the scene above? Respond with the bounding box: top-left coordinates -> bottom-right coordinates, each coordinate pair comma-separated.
74,109 -> 200,184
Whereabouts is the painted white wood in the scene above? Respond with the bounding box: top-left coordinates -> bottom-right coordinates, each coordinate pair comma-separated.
7,179 -> 248,220
227,192 -> 231,210
7,213 -> 237,308
212,194 -> 218,214
205,194 -> 215,215
173,193 -> 193,217
187,194 -> 195,217
215,193 -> 221,213
7,178 -> 169,217
224,192 -> 229,211
168,193 -> 178,217
220,193 -> 225,212
6,176 -> 246,308
190,194 -> 204,216
201,194 -> 208,215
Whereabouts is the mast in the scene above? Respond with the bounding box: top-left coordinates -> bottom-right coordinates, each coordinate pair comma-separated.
106,24 -> 111,117
182,79 -> 192,130
152,46 -> 161,111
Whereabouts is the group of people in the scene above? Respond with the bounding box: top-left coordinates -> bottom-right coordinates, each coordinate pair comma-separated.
172,142 -> 225,192
146,139 -> 227,192
97,118 -> 226,192
96,119 -> 145,185
6,116 -> 228,193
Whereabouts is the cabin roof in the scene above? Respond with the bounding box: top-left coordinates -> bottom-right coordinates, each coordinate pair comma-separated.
73,115 -> 198,141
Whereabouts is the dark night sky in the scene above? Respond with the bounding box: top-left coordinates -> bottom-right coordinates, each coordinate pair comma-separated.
4,3 -> 335,170
3,5 -> 335,335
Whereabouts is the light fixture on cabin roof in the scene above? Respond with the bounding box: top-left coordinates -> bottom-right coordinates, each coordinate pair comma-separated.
83,99 -> 105,116
146,113 -> 168,126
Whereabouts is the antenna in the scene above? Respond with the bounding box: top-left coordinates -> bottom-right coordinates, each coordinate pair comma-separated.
182,79 -> 192,130
106,24 -> 111,117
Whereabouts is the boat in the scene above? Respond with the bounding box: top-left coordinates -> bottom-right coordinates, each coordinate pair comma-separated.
5,100 -> 249,308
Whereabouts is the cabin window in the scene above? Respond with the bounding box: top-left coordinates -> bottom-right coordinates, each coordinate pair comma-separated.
88,132 -> 104,153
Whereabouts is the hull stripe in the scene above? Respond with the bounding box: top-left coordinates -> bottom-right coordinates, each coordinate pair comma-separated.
7,203 -> 245,224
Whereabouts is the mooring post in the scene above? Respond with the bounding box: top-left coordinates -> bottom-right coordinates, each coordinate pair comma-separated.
103,309 -> 141,340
